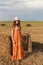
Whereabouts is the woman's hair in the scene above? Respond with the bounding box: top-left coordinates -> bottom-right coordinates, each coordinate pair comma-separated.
12,20 -> 21,29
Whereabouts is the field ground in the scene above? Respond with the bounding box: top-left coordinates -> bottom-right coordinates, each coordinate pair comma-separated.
0,21 -> 43,65
0,21 -> 43,43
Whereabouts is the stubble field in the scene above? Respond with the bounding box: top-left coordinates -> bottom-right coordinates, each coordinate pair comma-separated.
0,21 -> 43,65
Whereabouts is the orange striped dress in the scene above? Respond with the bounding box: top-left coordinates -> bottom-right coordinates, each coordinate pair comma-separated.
12,26 -> 25,60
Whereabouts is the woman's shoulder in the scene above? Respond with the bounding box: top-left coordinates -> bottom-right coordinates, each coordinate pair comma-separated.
15,26 -> 21,31
11,26 -> 21,31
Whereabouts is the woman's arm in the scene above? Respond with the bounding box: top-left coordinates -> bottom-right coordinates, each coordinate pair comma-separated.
11,27 -> 15,44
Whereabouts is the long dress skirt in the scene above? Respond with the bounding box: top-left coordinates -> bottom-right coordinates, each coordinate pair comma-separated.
12,28 -> 25,60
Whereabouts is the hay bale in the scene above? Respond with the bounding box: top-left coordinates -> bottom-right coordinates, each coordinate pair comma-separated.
22,33 -> 28,51
27,34 -> 32,53
0,34 -> 11,57
26,24 -> 31,27
0,33 -> 32,57
22,33 -> 32,53
1,24 -> 6,26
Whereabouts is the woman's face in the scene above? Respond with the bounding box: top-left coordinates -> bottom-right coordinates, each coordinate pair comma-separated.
16,20 -> 19,24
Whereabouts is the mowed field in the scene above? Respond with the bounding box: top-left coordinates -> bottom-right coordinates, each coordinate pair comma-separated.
0,21 -> 43,65
0,21 -> 43,43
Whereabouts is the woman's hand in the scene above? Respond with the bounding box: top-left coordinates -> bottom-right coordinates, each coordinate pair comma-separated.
12,40 -> 15,44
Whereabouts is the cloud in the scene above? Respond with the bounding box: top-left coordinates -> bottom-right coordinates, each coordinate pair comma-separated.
0,0 -> 43,10
0,0 -> 43,21
7,0 -> 43,10
26,0 -> 43,9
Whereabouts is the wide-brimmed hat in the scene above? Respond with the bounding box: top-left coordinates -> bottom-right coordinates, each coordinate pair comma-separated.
14,17 -> 19,21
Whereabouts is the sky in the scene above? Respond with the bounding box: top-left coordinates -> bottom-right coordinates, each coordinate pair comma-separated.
0,0 -> 43,21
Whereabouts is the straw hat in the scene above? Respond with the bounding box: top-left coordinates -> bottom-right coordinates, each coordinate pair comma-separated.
14,17 -> 19,21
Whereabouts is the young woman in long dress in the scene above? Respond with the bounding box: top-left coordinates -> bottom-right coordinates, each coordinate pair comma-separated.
11,17 -> 25,64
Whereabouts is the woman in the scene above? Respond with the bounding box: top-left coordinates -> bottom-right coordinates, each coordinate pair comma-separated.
11,17 -> 25,64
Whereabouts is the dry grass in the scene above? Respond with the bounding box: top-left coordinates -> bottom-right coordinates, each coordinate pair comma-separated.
0,21 -> 43,65
0,21 -> 43,43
